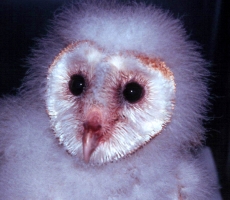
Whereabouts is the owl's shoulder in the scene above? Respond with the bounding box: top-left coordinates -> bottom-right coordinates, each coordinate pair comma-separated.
0,96 -> 47,132
0,96 -> 50,160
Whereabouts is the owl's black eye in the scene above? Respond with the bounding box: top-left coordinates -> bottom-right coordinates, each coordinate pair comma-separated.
123,82 -> 144,103
69,74 -> 86,96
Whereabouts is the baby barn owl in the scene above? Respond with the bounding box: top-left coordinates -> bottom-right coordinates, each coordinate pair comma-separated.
0,1 -> 221,200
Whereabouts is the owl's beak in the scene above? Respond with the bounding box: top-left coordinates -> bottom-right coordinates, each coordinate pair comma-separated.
82,117 -> 103,163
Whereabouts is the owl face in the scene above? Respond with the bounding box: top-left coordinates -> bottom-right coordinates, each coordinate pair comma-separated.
46,40 -> 175,164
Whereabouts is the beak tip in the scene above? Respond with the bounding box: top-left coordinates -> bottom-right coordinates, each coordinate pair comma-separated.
83,147 -> 91,163
83,157 -> 90,164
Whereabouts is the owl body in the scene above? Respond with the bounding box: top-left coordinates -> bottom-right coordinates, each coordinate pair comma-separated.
0,1 -> 221,199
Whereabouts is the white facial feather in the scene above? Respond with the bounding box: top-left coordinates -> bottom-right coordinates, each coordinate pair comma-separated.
47,41 -> 175,164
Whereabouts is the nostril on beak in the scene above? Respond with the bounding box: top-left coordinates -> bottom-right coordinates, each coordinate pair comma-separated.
83,121 -> 102,132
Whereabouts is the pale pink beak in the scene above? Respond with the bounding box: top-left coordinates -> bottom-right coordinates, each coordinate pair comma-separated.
82,115 -> 103,163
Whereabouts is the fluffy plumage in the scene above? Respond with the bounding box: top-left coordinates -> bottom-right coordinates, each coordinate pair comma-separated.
0,1 -> 221,199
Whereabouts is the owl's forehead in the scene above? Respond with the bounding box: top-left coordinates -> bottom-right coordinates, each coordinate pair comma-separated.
50,41 -> 156,74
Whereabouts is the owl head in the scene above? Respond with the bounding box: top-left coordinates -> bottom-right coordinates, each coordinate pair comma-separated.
24,1 -> 208,164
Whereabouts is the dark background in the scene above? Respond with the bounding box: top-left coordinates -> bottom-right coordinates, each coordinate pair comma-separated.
0,0 -> 229,199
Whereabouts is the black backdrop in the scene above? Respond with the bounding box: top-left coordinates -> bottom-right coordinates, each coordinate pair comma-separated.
0,0 -> 229,199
